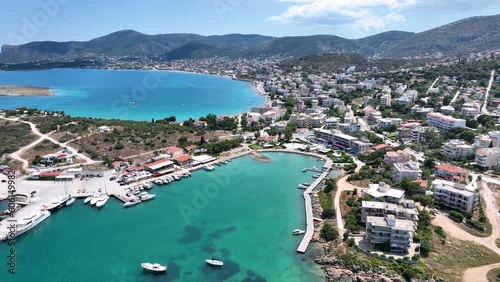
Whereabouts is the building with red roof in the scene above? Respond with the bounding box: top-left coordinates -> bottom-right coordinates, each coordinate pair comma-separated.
172,155 -> 193,167
435,163 -> 469,182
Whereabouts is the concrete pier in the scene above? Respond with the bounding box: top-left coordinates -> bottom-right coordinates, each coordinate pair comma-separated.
297,170 -> 330,253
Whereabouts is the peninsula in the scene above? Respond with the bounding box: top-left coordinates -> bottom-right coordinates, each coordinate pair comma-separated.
0,85 -> 54,96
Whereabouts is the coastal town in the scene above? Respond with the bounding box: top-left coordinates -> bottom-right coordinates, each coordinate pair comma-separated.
1,51 -> 500,281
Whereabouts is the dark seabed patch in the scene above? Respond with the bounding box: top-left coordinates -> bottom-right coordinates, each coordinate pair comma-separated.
200,260 -> 240,280
210,226 -> 237,239
178,225 -> 203,244
243,269 -> 267,282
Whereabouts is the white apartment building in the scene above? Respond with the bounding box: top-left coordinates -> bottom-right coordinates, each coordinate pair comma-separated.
361,201 -> 418,223
364,182 -> 405,204
475,148 -> 500,169
426,112 -> 466,132
310,113 -> 327,128
441,139 -> 474,160
289,113 -> 311,128
324,117 -> 340,129
338,122 -> 361,134
380,94 -> 392,106
432,179 -> 479,213
366,215 -> 416,252
378,118 -> 403,129
410,126 -> 429,143
392,162 -> 422,182
474,131 -> 500,148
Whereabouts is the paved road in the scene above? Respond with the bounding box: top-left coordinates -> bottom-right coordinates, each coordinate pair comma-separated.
449,88 -> 462,104
481,70 -> 496,115
426,76 -> 441,94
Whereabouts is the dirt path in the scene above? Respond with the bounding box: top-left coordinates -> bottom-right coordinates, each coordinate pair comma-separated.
335,160 -> 364,234
462,262 -> 500,282
2,117 -> 96,170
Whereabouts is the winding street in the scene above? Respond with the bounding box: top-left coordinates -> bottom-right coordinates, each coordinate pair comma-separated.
481,70 -> 496,115
2,117 -> 96,170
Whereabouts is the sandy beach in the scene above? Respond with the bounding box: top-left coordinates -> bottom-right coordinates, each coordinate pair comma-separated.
0,85 -> 54,96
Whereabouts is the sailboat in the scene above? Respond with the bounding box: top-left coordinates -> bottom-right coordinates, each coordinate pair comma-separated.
205,242 -> 223,266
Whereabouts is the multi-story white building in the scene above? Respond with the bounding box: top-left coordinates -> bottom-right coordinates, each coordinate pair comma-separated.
364,182 -> 405,204
378,118 -> 403,129
426,112 -> 466,132
361,201 -> 418,223
310,113 -> 327,128
324,117 -> 340,129
432,179 -> 479,213
474,131 -> 500,148
289,113 -> 311,128
475,148 -> 500,169
365,215 -> 416,252
333,132 -> 359,149
380,94 -> 392,106
435,163 -> 469,182
338,122 -> 361,134
410,126 -> 430,143
392,162 -> 422,182
441,139 -> 474,160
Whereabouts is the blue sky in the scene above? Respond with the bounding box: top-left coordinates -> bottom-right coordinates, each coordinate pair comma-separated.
1,0 -> 499,47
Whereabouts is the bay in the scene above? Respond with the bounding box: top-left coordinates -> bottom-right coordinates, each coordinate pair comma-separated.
0,69 -> 266,121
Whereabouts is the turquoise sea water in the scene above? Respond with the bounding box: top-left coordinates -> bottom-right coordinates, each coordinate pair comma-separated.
0,153 -> 328,282
0,69 -> 266,121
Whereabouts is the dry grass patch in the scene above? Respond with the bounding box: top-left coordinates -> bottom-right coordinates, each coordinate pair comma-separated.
487,267 -> 500,282
424,236 -> 500,281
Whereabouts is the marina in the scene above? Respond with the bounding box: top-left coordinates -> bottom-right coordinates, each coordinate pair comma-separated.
0,152 -> 326,281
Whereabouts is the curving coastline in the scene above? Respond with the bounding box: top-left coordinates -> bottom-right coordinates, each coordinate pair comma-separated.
0,85 -> 54,96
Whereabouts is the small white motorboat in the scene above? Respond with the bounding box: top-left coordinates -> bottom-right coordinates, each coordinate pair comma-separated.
140,193 -> 156,201
173,174 -> 180,181
90,196 -> 100,206
302,182 -> 311,186
297,184 -> 308,189
124,199 -> 141,208
141,263 -> 167,272
293,229 -> 306,235
204,165 -> 215,171
84,196 -> 92,204
65,197 -> 76,206
143,182 -> 153,190
206,258 -> 224,266
302,168 -> 308,172
96,195 -> 110,208
154,179 -> 163,185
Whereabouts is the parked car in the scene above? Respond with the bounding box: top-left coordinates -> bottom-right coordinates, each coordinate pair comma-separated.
110,176 -> 117,181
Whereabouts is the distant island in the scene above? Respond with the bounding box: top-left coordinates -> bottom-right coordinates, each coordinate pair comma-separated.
0,85 -> 54,96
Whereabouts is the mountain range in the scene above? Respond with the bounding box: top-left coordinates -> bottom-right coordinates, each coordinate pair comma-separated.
0,14 -> 499,63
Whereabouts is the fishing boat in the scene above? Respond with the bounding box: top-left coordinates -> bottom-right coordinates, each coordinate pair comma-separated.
141,263 -> 167,272
293,229 -> 305,235
84,196 -> 92,204
96,195 -> 110,208
65,197 -> 76,206
123,199 -> 141,208
204,165 -> 215,171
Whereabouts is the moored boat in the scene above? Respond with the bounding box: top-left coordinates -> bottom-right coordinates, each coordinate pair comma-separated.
124,199 -> 141,208
297,184 -> 308,189
302,168 -> 308,172
84,196 -> 92,204
14,210 -> 51,238
140,193 -> 156,201
204,165 -> 215,171
96,195 -> 110,208
141,263 -> 167,272
90,196 -> 100,206
293,229 -> 305,235
65,197 -> 76,206
45,195 -> 70,211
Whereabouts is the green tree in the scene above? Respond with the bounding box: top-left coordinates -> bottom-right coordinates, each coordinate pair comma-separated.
320,223 -> 338,241
284,126 -> 294,140
177,136 -> 189,148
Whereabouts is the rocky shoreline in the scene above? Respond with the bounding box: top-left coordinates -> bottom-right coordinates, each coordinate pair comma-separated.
0,85 -> 54,96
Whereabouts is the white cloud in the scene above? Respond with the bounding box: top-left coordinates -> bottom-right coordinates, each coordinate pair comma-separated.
267,0 -> 498,32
